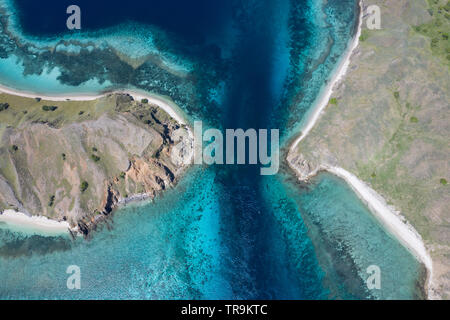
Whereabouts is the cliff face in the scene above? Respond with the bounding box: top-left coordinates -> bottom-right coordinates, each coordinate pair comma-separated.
288,0 -> 449,298
0,93 -> 191,235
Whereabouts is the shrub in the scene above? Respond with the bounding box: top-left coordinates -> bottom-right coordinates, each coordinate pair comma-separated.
80,181 -> 89,192
120,172 -> 126,179
48,195 -> 55,207
92,147 -> 98,152
42,105 -> 58,112
35,97 -> 41,102
431,38 -> 439,48
440,178 -> 447,185
79,111 -> 84,115
394,91 -> 400,99
62,153 -> 66,161
359,30 -> 370,42
141,98 -> 149,104
329,98 -> 338,105
11,145 -> 18,152
410,116 -> 419,123
0,102 -> 9,111
91,154 -> 101,162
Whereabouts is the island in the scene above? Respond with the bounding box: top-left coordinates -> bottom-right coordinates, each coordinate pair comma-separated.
0,90 -> 192,237
288,0 -> 449,299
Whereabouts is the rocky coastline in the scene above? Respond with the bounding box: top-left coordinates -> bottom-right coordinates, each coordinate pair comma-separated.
0,92 -> 193,237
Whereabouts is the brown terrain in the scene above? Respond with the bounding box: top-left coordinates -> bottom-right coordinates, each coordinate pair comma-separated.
288,0 -> 449,298
0,92 -> 192,236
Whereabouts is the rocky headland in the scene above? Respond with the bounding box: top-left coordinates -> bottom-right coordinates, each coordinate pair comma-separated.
288,0 -> 449,299
0,92 -> 192,236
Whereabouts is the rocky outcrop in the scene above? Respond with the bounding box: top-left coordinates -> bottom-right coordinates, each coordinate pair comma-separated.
286,152 -> 320,181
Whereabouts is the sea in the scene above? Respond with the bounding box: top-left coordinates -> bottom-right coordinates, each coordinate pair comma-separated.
0,0 -> 425,299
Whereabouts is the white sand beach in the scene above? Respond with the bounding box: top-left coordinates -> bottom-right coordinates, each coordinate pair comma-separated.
327,167 -> 433,276
0,210 -> 74,236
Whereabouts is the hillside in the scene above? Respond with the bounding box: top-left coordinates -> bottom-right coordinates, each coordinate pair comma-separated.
0,92 -> 191,236
288,0 -> 449,298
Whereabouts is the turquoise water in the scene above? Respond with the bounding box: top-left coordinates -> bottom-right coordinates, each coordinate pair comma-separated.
0,167 -> 229,299
280,172 -> 426,299
0,168 -> 425,299
0,0 -> 426,299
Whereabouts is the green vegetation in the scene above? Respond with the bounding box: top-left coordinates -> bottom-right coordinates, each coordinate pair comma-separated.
42,105 -> 58,111
120,171 -> 126,179
141,99 -> 148,104
371,172 -> 377,178
0,94 -> 107,129
410,116 -> 419,123
329,98 -> 338,105
394,91 -> 400,99
92,147 -> 98,152
48,195 -> 55,207
0,92 -> 177,132
91,154 -> 101,162
10,145 -> 18,152
80,181 -> 89,193
0,102 -> 9,111
440,178 -> 448,185
359,29 -> 370,42
62,153 -> 66,161
414,0 -> 450,66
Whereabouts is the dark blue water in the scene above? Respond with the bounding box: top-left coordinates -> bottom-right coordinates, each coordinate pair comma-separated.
13,0 -> 232,43
0,0 -> 425,299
